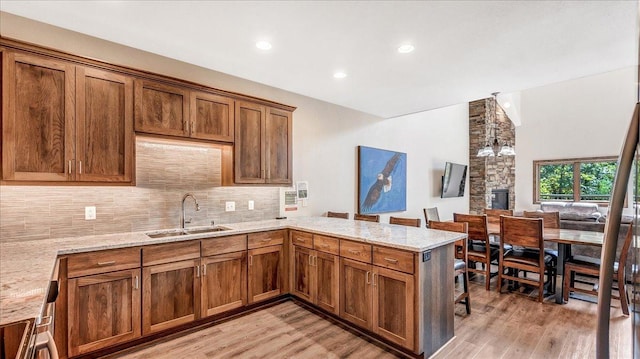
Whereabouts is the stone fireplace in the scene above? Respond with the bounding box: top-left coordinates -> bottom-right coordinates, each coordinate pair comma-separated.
468,98 -> 516,214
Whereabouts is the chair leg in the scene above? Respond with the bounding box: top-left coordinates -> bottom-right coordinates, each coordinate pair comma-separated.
619,273 -> 630,316
463,271 -> 471,314
563,268 -> 571,303
486,264 -> 491,291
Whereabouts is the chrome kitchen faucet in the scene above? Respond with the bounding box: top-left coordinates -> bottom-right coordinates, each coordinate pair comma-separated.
181,193 -> 200,229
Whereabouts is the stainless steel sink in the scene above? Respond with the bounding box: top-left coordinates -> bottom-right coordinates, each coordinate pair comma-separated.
146,226 -> 230,238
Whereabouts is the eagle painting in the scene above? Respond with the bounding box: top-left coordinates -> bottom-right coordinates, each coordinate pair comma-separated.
358,146 -> 407,214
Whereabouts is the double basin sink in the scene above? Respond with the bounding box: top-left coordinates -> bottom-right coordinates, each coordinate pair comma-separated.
146,226 -> 231,239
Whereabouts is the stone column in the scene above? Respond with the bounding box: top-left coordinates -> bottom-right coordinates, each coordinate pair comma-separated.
468,98 -> 516,214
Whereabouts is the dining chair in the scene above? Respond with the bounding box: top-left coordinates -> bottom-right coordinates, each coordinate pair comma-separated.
453,213 -> 498,290
354,213 -> 380,222
423,207 -> 440,228
563,223 -> 633,315
429,220 -> 471,314
327,211 -> 349,219
523,211 -> 561,229
484,208 -> 513,227
389,216 -> 421,227
498,216 -> 555,302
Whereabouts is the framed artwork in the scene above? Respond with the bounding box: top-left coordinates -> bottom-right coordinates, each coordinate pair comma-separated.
357,146 -> 407,214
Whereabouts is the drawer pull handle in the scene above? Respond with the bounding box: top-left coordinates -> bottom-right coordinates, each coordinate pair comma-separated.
202,264 -> 207,276
134,275 -> 139,290
309,255 -> 313,266
366,271 -> 370,284
261,238 -> 272,242
249,255 -> 253,266
97,261 -> 116,266
384,257 -> 399,264
196,265 -> 200,278
373,273 -> 378,287
348,249 -> 360,255
295,238 -> 306,243
317,243 -> 329,248
68,160 -> 72,174
79,160 -> 82,174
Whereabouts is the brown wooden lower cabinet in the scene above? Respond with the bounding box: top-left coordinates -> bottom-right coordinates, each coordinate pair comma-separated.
291,244 -> 340,315
248,245 -> 283,303
340,258 -> 372,329
372,266 -> 415,350
142,259 -> 200,335
67,268 -> 141,356
201,251 -> 247,317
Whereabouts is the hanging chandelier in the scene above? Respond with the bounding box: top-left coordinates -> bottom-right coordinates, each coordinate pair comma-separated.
476,92 -> 516,157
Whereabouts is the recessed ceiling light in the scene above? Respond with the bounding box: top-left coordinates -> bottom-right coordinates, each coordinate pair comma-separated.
503,102 -> 511,109
397,44 -> 415,54
333,72 -> 347,79
256,41 -> 272,50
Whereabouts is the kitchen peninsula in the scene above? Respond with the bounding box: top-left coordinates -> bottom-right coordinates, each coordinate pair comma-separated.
0,217 -> 464,358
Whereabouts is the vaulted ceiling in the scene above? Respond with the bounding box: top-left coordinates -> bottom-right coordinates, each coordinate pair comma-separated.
0,1 -> 636,118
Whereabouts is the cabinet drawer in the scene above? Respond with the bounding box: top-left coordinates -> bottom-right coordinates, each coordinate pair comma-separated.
201,235 -> 247,257
143,241 -> 200,266
313,235 -> 339,255
340,240 -> 372,263
290,231 -> 313,249
68,247 -> 140,278
373,246 -> 415,274
248,230 -> 286,249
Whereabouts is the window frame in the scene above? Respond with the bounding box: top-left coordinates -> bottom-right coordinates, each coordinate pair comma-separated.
533,156 -> 618,205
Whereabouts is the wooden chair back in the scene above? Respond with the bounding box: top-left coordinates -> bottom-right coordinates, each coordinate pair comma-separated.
618,223 -> 634,273
389,216 -> 421,227
429,221 -> 468,260
354,213 -> 380,222
453,213 -> 489,243
500,216 -> 544,251
327,211 -> 349,219
423,207 -> 440,227
523,211 -> 560,229
485,208 -> 513,226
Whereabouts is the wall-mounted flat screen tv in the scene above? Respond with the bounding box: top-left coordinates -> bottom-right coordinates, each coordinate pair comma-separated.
441,162 -> 467,198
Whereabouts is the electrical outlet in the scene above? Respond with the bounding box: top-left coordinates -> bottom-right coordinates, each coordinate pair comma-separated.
248,200 -> 254,210
85,206 -> 97,220
225,201 -> 236,212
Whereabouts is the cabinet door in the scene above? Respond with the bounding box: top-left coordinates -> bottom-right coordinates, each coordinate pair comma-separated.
190,91 -> 234,142
76,66 -> 133,182
248,245 -> 283,303
291,245 -> 313,302
68,269 -> 141,356
265,108 -> 292,184
372,266 -> 415,350
234,101 -> 265,184
340,258 -> 372,330
134,79 -> 189,137
2,52 -> 75,181
201,251 -> 247,317
315,251 -> 339,315
142,259 -> 200,335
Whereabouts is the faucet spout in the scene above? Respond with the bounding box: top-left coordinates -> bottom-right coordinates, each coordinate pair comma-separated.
181,193 -> 200,230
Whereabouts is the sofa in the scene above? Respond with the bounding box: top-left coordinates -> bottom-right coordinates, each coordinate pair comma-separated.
539,201 -> 633,258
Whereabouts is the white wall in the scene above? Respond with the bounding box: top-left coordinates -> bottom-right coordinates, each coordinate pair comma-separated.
516,66 -> 638,213
292,104 -> 470,223
0,13 -> 471,228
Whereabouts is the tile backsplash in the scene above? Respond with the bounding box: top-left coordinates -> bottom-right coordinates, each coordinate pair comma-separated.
0,137 -> 280,242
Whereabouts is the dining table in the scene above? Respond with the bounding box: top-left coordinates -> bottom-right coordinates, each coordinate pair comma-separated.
487,222 -> 605,304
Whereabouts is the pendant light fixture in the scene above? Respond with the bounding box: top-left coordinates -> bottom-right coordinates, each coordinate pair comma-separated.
476,92 -> 516,157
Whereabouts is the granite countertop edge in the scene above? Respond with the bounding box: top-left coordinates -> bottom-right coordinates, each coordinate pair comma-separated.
0,217 -> 465,326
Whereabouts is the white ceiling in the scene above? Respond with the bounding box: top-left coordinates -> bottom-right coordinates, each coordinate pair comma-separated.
0,1 -> 637,118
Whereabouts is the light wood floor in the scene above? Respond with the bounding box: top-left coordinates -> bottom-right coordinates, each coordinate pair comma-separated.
106,277 -> 633,359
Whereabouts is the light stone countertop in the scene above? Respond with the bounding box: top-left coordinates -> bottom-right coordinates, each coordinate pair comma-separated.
0,216 -> 465,326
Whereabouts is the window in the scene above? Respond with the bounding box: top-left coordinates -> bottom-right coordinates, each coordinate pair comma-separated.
534,157 -> 617,204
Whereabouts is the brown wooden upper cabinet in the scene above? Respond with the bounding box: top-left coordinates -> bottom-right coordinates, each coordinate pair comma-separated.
1,51 -> 134,183
134,79 -> 234,143
234,101 -> 292,185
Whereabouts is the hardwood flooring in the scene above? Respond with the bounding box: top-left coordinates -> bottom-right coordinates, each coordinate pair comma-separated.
106,277 -> 633,359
